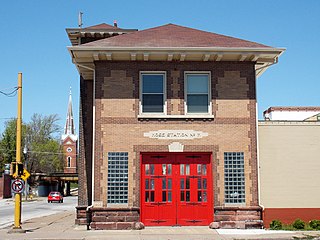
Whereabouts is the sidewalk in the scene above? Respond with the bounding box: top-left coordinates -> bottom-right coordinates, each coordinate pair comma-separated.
1,210 -> 320,240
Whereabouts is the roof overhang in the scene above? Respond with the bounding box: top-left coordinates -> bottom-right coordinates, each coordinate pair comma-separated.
68,46 -> 285,80
66,28 -> 138,46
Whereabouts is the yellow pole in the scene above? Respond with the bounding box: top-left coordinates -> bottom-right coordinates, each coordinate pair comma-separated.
14,72 -> 22,229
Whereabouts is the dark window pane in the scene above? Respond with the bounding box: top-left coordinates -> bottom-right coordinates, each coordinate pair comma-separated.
168,179 -> 172,190
203,179 -> 207,189
180,179 -> 185,189
145,191 -> 149,202
187,95 -> 208,113
142,74 -> 163,93
180,191 -> 185,201
162,178 -> 166,189
186,178 -> 190,189
198,191 -> 202,202
203,191 -> 207,202
142,94 -> 163,113
202,165 -> 207,175
150,164 -> 154,175
162,191 -> 167,202
186,191 -> 190,202
145,179 -> 149,190
168,191 -> 172,202
150,191 -> 155,202
198,178 -> 201,189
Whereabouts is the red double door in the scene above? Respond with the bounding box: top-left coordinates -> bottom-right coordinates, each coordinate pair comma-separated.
141,153 -> 213,226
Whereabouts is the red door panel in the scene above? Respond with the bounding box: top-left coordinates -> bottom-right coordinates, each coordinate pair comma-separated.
141,153 -> 213,226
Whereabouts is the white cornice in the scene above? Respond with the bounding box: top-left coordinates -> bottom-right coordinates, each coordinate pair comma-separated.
68,46 -> 285,80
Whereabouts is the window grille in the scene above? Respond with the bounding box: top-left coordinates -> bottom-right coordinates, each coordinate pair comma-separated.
224,152 -> 245,204
107,152 -> 128,204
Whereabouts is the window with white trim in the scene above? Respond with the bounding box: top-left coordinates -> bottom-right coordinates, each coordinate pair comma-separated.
107,152 -> 128,204
185,72 -> 211,114
140,72 -> 166,114
224,152 -> 245,204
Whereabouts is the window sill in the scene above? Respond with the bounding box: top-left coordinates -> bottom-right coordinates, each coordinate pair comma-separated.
138,114 -> 214,119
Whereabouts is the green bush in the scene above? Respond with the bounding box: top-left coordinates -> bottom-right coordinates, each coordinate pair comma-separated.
309,220 -> 320,230
270,220 -> 282,230
292,219 -> 305,229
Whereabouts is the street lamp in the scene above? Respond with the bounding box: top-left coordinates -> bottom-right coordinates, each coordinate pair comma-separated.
23,145 -> 28,201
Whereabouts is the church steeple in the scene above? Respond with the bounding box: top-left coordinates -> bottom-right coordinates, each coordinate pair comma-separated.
62,88 -> 77,141
64,88 -> 75,135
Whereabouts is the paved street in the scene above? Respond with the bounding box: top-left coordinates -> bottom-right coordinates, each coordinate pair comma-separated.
0,195 -> 77,229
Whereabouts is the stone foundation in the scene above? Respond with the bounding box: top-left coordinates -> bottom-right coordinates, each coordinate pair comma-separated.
75,205 -> 88,225
88,207 -> 144,230
211,206 -> 263,229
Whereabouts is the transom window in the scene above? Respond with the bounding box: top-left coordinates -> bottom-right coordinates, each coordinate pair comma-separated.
140,72 -> 166,114
224,152 -> 245,204
107,152 -> 128,204
185,72 -> 211,114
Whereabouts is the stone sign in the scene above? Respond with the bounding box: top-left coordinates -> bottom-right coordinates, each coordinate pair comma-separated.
144,130 -> 208,140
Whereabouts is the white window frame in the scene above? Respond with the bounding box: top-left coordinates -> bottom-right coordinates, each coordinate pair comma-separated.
139,71 -> 167,116
184,71 -> 212,115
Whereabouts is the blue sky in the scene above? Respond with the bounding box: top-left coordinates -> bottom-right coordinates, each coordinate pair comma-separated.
0,1 -> 319,134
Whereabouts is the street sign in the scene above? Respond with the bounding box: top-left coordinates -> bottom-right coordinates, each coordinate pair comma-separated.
20,169 -> 30,181
11,179 -> 24,193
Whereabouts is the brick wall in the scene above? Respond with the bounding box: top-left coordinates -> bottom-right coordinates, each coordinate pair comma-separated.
78,77 -> 93,207
78,60 -> 259,228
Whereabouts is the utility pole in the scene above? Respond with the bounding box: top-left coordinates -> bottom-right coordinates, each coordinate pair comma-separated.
9,72 -> 26,233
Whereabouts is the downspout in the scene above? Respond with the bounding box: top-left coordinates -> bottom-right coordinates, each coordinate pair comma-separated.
75,62 -> 95,230
255,62 -> 264,226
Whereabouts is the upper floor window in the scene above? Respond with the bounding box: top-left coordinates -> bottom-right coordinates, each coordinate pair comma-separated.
185,72 -> 211,114
140,72 -> 166,114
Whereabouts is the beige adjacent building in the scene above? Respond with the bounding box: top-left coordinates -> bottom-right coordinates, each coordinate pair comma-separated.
258,111 -> 320,227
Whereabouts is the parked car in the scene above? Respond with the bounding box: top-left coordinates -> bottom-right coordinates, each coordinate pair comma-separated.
48,191 -> 63,203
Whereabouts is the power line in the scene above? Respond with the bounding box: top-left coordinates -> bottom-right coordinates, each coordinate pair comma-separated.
0,148 -> 75,156
0,87 -> 18,97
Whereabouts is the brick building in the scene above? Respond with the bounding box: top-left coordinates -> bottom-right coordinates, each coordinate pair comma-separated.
66,23 -> 284,229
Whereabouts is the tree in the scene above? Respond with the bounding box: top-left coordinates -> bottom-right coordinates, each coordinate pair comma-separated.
0,114 -> 64,174
0,119 -> 26,172
26,114 -> 64,173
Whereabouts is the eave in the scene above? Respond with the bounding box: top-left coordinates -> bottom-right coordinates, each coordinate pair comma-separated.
68,46 -> 285,80
66,28 -> 138,46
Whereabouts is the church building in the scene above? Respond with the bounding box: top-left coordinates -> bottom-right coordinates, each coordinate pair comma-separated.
66,22 -> 284,229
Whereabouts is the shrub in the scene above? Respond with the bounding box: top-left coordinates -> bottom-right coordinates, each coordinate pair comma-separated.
309,220 -> 320,230
270,220 -> 282,230
292,219 -> 305,229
